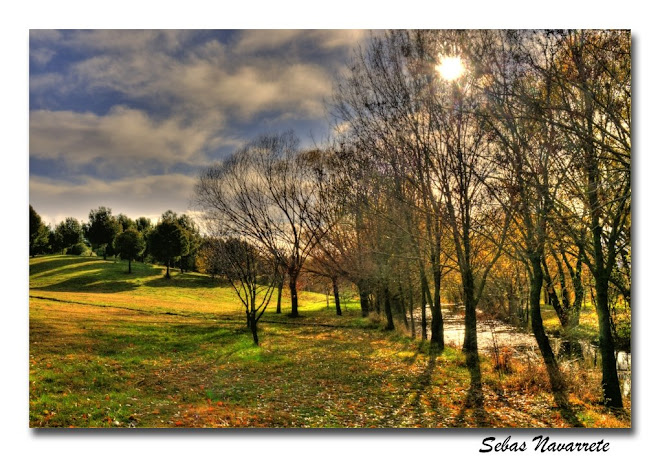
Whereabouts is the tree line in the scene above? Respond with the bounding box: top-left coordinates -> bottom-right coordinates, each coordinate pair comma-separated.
29,205 -> 202,276
193,30 -> 630,409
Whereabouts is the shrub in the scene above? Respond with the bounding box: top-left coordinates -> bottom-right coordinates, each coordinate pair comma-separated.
68,242 -> 90,256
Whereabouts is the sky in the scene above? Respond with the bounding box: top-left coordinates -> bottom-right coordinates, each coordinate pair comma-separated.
29,29 -> 368,227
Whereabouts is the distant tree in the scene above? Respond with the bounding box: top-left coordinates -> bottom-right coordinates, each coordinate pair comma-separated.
116,213 -> 136,232
197,237 -> 224,279
177,214 -> 202,273
54,217 -> 83,253
48,229 -> 63,254
135,217 -> 152,233
69,242 -> 90,256
114,228 -> 146,273
29,205 -> 50,256
135,217 -> 153,262
85,207 -> 121,260
148,212 -> 190,279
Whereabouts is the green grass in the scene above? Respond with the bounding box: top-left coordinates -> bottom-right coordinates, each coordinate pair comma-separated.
29,255 -> 344,318
29,255 -> 630,428
541,304 -> 600,342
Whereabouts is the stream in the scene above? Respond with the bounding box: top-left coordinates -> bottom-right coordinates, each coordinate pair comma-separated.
411,307 -> 631,397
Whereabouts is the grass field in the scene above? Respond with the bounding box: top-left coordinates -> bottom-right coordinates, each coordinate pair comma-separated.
29,255 -> 630,428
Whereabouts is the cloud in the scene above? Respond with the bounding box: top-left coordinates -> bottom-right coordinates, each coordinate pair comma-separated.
233,30 -> 304,54
29,30 -> 369,225
234,29 -> 368,54
30,47 -> 57,66
66,41 -> 332,120
30,173 -> 199,227
30,72 -> 65,92
30,29 -> 62,43
31,30 -> 360,123
49,29 -> 195,54
30,107 -> 219,174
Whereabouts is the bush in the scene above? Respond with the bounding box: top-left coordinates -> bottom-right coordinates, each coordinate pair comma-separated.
68,243 -> 90,256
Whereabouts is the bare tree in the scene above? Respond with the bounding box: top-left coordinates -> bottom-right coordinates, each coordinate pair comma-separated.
208,236 -> 276,345
540,30 -> 630,408
195,131 -> 330,317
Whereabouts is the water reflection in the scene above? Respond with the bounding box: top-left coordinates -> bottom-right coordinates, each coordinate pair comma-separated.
413,307 -> 631,397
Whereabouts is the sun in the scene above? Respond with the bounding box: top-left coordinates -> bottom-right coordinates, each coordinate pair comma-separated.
435,55 -> 465,81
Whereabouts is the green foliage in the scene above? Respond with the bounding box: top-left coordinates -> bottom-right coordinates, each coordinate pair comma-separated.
68,242 -> 90,256
29,205 -> 50,256
135,217 -> 152,233
54,217 -> 83,252
85,207 -> 121,257
176,213 -> 202,272
148,212 -> 190,277
116,213 -> 136,232
114,228 -> 146,271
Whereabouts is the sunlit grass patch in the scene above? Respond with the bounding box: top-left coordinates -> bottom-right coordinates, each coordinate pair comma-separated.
29,255 -> 630,428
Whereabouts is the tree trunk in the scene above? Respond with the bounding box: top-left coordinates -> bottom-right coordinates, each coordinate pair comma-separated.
374,289 -> 381,315
289,271 -> 299,317
357,280 -> 370,317
462,269 -> 483,408
408,283 -> 416,339
128,259 -> 132,274
462,270 -> 478,356
383,286 -> 394,330
332,276 -> 342,316
249,312 -> 259,345
276,277 -> 283,314
430,265 -> 444,351
594,271 -> 623,407
542,258 -> 570,328
397,283 -> 408,330
420,270 -> 429,341
530,255 -> 565,394
567,248 -> 584,329
165,259 -> 171,279
569,287 -> 583,329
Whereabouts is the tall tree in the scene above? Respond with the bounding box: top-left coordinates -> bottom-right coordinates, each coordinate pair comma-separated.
85,207 -> 121,260
177,213 -> 202,273
135,217 -> 153,262
148,212 -> 190,279
472,30 -> 569,400
541,30 -> 630,408
196,132 -> 330,317
29,205 -> 50,256
54,217 -> 83,253
114,228 -> 146,273
116,213 -> 136,232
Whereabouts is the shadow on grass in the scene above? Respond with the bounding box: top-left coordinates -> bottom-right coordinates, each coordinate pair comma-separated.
143,272 -> 227,289
452,351 -> 489,427
33,271 -> 141,293
29,255 -> 104,277
408,350 -> 439,425
31,256 -> 167,294
30,314 -> 241,358
551,387 -> 584,427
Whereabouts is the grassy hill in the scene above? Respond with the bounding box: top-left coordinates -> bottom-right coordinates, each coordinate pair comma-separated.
29,255 -> 342,317
29,255 -> 629,428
